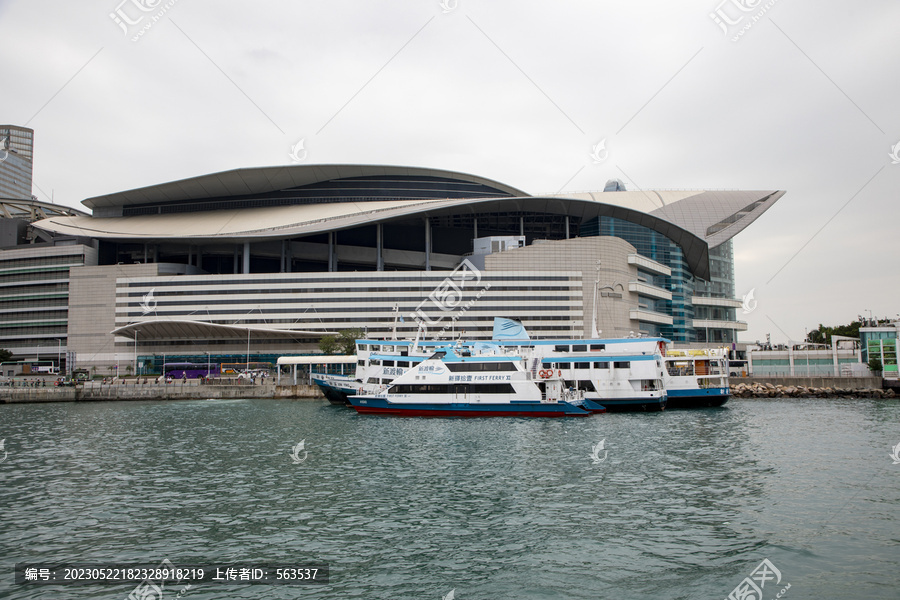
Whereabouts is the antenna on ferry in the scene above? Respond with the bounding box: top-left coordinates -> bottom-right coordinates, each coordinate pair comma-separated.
591,260 -> 601,338
391,304 -> 399,341
413,322 -> 424,354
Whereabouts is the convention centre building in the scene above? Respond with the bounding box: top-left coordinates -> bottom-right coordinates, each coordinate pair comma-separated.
2,161 -> 783,374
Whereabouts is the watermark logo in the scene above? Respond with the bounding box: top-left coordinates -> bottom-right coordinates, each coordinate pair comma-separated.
289,139 -> 307,163
590,139 -> 608,164
410,259 -> 491,335
710,0 -> 779,42
0,439 -> 7,463
890,442 -> 900,465
442,589 -> 455,600
109,0 -> 180,42
590,439 -> 607,464
889,141 -> 900,165
140,288 -> 157,315
439,0 -> 457,13
741,288 -> 757,314
726,558 -> 789,600
0,138 -> 8,163
126,558 -> 191,600
290,440 -> 308,464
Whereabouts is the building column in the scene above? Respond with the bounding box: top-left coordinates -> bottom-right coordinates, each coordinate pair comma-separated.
143,243 -> 148,263
376,224 -> 384,271
565,216 -> 570,239
788,346 -> 794,376
233,247 -> 239,274
424,219 -> 431,271
832,342 -> 839,376
328,232 -> 336,272
519,216 -> 524,237
243,242 -> 250,274
473,218 -> 478,240
152,245 -> 158,263
187,245 -> 193,266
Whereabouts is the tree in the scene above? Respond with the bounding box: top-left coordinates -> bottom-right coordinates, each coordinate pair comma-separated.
806,320 -> 862,345
868,357 -> 883,374
318,328 -> 363,355
0,348 -> 13,363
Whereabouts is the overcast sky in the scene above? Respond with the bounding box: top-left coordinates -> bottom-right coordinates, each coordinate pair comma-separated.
2,0 -> 898,344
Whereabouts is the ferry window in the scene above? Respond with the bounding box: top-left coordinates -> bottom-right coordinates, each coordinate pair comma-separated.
446,362 -> 517,372
575,362 -> 589,369
556,362 -> 571,369
383,360 -> 395,367
613,361 -> 630,369
357,344 -> 367,351
572,344 -> 587,352
400,350 -> 408,356
371,360 -> 381,366
427,351 -> 446,360
367,378 -> 378,384
581,380 -> 597,392
590,344 -> 605,351
398,361 -> 409,367
593,362 -> 609,369
358,360 -> 365,366
554,345 -> 569,352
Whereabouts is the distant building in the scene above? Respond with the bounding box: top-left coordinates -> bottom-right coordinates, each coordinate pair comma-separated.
0,125 -> 34,200
860,322 -> 899,379
0,161 -> 784,373
747,343 -> 862,377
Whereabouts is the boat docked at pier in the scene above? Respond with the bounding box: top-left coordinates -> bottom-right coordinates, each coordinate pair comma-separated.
349,318 -> 669,411
348,343 -> 606,417
663,349 -> 731,408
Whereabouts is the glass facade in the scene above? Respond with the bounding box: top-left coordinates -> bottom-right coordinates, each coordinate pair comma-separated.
582,220 -> 743,344
0,126 -> 34,200
581,216 -> 695,342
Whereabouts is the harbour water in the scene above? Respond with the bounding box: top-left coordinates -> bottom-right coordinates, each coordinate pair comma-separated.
1,397 -> 898,599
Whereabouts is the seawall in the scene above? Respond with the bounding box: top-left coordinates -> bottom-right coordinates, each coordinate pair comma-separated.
1,382 -> 324,404
734,376 -> 895,399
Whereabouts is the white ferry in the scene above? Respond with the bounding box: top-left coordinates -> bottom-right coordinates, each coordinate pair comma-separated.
348,343 -> 605,417
349,320 -> 668,412
663,349 -> 731,408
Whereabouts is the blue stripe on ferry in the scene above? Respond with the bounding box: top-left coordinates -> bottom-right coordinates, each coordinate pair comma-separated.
541,355 -> 657,363
368,354 -> 425,362
666,388 -> 729,397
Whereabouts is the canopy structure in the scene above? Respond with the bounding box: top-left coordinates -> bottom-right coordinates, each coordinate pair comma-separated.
112,320 -> 329,341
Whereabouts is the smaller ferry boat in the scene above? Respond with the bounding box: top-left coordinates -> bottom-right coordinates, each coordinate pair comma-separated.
311,373 -> 364,405
663,349 -> 731,408
348,343 -> 605,417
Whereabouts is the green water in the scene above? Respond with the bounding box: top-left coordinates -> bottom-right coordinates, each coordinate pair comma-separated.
0,397 -> 898,599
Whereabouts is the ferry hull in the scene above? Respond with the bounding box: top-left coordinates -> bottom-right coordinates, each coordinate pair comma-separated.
588,397 -> 667,412
311,377 -> 356,405
665,388 -> 730,409
349,397 -> 591,417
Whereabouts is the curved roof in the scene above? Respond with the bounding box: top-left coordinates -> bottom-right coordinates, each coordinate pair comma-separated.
32,164 -> 785,282
541,189 -> 784,247
82,164 -> 528,210
36,194 -> 713,279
